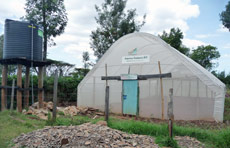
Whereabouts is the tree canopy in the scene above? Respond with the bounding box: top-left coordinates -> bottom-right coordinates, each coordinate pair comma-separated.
159,28 -> 221,71
220,1 -> 230,31
90,0 -> 146,60
46,59 -> 74,76
0,35 -> 3,59
190,45 -> 220,71
82,51 -> 90,76
159,28 -> 190,56
23,0 -> 68,60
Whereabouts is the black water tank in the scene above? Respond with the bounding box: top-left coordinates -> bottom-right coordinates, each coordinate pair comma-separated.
3,19 -> 43,61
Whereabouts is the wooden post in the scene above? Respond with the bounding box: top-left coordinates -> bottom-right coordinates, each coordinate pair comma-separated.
158,61 -> 164,120
1,65 -> 8,111
168,88 -> 174,138
38,67 -> 43,108
105,86 -> 109,121
105,64 -> 109,121
53,70 -> 58,121
24,67 -> 30,108
10,79 -> 15,111
17,64 -> 22,112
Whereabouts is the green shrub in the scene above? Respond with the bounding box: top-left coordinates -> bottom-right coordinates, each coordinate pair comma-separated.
155,136 -> 179,148
216,128 -> 230,148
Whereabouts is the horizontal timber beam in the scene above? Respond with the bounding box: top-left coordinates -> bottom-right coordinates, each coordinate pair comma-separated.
101,73 -> 172,80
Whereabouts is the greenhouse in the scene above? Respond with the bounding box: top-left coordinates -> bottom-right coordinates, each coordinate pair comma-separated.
78,32 -> 226,122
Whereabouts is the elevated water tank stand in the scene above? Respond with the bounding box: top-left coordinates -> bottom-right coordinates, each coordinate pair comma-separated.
0,58 -> 51,112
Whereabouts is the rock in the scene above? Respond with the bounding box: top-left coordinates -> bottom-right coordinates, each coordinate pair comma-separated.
132,142 -> 138,146
85,141 -> 91,145
47,101 -> 53,110
13,123 -> 160,148
23,102 -> 104,120
61,138 -> 69,145
96,121 -> 107,126
31,102 -> 39,109
175,136 -> 205,148
63,106 -> 78,116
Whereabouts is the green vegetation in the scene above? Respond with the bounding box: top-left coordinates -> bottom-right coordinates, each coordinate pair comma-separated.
1,109 -> 230,148
0,110 -> 103,147
159,27 -> 220,71
0,111 -> 46,148
220,1 -> 230,32
190,45 -> 220,71
155,136 -> 179,148
224,97 -> 230,121
159,28 -> 190,56
23,0 -> 68,60
108,118 -> 230,148
90,0 -> 146,60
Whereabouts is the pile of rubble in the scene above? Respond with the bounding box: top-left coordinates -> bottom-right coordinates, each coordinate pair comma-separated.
13,123 -> 159,148
175,136 -> 205,148
23,102 -> 104,120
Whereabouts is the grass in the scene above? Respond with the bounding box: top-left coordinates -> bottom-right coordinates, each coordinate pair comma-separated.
1,107 -> 230,148
0,110 -> 104,148
0,111 -> 46,148
155,136 -> 179,148
224,97 -> 230,121
107,118 -> 230,148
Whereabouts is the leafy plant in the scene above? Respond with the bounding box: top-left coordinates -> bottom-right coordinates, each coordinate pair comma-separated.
155,136 -> 179,148
90,0 -> 146,60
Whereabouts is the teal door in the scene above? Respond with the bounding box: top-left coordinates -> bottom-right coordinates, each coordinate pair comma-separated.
122,80 -> 138,115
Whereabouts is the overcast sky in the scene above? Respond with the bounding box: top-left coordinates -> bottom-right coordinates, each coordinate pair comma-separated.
0,0 -> 229,73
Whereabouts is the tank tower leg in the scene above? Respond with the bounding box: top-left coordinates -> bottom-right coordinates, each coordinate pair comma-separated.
17,64 -> 22,112
24,66 -> 30,108
1,64 -> 8,111
38,66 -> 44,108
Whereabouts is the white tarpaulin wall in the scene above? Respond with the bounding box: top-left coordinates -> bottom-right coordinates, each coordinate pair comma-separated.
78,32 -> 226,122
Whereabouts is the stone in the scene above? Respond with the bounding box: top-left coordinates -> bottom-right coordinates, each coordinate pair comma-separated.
13,123 -> 160,148
61,138 -> 69,145
85,141 -> 91,145
96,121 -> 107,126
23,102 -> 105,120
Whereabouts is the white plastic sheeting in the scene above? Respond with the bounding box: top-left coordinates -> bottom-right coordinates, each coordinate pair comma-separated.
78,32 -> 226,122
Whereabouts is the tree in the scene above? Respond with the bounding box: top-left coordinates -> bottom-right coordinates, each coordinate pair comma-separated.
90,0 -> 146,60
0,34 -> 3,59
220,1 -> 230,31
46,59 -> 74,76
212,71 -> 230,87
23,0 -> 68,60
190,45 -> 220,71
159,28 -> 190,56
82,51 -> 90,76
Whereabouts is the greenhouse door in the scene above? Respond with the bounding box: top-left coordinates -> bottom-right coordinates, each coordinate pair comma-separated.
122,80 -> 139,115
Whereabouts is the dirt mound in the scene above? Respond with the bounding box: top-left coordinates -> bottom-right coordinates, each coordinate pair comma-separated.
13,123 -> 159,148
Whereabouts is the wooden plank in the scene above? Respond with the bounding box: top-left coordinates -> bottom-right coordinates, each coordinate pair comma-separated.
105,64 -> 108,86
168,88 -> 174,119
158,61 -> 164,120
105,86 -> 109,121
52,70 -> 58,121
1,65 -> 8,111
38,67 -> 43,108
168,88 -> 174,138
101,73 -> 172,80
138,73 -> 172,79
24,67 -> 30,108
104,64 -> 109,121
17,64 -> 22,112
101,76 -> 121,80
10,79 -> 15,111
